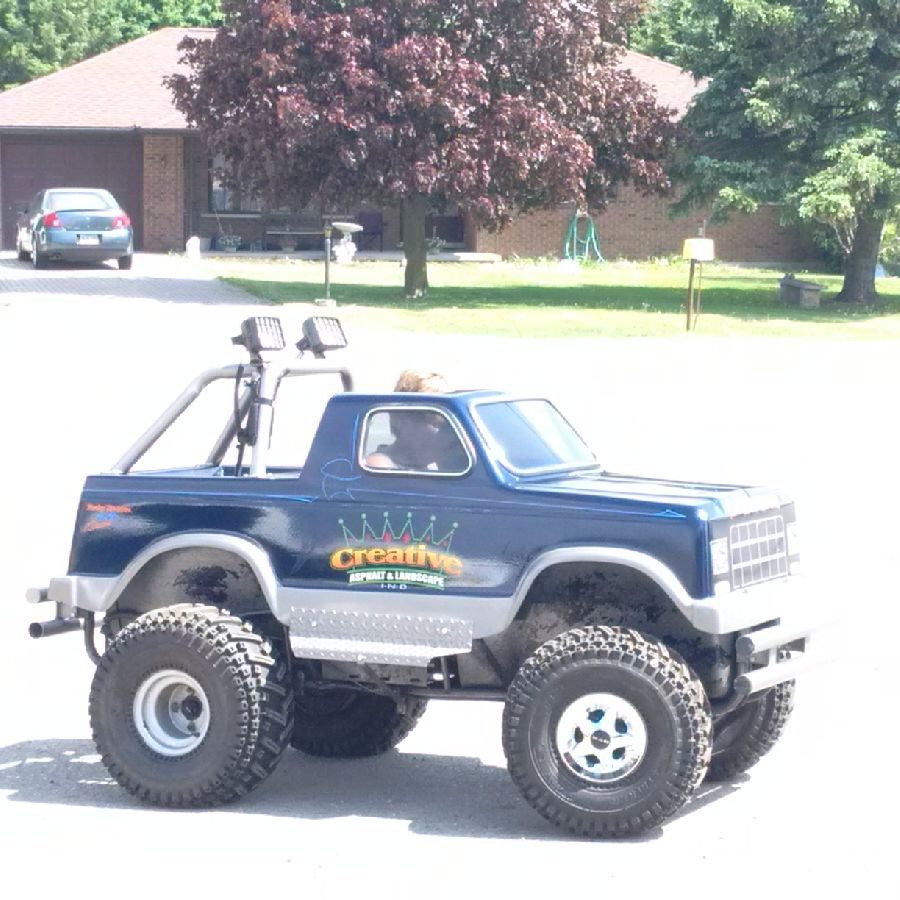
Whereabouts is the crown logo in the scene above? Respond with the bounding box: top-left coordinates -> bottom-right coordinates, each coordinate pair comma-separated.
338,512 -> 458,550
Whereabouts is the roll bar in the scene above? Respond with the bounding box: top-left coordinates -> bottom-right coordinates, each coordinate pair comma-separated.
111,360 -> 354,475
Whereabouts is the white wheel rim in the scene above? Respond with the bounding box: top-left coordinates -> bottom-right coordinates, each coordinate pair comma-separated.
555,692 -> 648,783
133,669 -> 211,757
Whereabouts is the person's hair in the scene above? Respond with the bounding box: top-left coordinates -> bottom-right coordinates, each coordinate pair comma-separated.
393,369 -> 448,393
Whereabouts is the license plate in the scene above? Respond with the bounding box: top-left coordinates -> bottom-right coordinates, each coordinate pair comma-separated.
77,234 -> 100,246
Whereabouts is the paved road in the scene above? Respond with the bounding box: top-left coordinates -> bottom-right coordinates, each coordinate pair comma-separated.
1,251 -> 897,897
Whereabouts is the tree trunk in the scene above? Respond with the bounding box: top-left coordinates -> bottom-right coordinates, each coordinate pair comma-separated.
402,193 -> 429,298
835,211 -> 884,303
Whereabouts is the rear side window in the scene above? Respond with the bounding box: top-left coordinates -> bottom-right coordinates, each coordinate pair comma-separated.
361,407 -> 471,475
47,191 -> 114,211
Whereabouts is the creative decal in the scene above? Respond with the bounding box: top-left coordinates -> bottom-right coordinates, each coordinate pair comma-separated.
330,512 -> 461,590
81,503 -> 132,533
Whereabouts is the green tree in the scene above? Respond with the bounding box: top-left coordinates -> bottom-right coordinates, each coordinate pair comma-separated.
639,0 -> 900,303
0,0 -> 221,89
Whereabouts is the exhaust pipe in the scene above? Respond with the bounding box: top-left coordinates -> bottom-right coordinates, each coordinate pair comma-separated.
29,617 -> 83,638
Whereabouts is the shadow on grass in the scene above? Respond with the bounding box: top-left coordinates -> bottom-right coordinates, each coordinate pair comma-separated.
224,274 -> 900,323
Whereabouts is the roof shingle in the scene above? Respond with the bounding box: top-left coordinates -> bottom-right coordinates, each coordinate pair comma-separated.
0,27 -> 213,130
0,28 -> 702,131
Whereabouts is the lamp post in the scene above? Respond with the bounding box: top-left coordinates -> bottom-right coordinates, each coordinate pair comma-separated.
682,237 -> 715,331
323,223 -> 333,301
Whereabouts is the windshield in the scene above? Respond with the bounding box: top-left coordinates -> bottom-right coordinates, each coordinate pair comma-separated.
474,399 -> 596,474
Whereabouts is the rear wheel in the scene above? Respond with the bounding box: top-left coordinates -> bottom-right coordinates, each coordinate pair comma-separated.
503,626 -> 712,838
31,235 -> 47,269
291,688 -> 427,757
118,254 -> 133,270
89,603 -> 294,807
707,680 -> 795,781
16,234 -> 29,262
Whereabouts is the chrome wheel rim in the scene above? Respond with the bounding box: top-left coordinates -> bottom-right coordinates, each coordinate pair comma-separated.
133,669 -> 211,757
555,692 -> 648,783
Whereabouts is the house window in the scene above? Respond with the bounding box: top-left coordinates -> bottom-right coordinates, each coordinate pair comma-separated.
208,154 -> 263,213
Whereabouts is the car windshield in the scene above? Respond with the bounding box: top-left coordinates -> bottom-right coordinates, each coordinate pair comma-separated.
474,399 -> 596,474
47,190 -> 115,212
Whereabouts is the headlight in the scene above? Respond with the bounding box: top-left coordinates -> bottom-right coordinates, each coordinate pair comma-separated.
710,538 -> 730,576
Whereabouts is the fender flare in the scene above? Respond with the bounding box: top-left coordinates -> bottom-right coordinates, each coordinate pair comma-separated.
66,533 -> 281,614
505,546 -> 698,629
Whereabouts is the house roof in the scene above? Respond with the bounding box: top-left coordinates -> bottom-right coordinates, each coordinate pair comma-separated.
0,27 -> 702,132
619,49 -> 704,118
0,27 -> 213,131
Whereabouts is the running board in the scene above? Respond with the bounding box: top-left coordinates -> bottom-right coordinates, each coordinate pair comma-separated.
288,608 -> 473,666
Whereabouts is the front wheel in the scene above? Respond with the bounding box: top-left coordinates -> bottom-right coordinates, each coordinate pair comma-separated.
503,626 -> 712,838
291,688 -> 427,758
89,604 -> 294,807
707,680 -> 795,781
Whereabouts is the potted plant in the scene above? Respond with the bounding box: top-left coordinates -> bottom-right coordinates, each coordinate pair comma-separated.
218,233 -> 242,252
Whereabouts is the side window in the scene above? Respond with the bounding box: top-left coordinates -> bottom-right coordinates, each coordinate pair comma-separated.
361,408 -> 471,475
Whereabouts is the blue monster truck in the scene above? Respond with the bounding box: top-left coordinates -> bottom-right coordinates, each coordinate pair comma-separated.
29,316 -> 816,837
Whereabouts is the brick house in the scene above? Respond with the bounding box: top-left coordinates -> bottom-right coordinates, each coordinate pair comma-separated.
0,27 -> 820,261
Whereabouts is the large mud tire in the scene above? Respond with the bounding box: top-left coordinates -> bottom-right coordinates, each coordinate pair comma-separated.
707,680 -> 795,781
503,626 -> 712,838
291,689 -> 427,758
89,604 -> 293,807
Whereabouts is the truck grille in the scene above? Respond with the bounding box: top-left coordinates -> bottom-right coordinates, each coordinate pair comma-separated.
730,515 -> 788,589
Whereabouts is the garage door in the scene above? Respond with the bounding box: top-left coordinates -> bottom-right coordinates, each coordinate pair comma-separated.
1,134 -> 143,250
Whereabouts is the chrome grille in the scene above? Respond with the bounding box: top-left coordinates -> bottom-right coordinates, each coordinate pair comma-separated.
730,515 -> 788,589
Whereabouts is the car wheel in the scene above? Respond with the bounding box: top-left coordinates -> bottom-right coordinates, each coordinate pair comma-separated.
503,626 -> 712,838
89,603 -> 294,807
118,254 -> 133,270
291,688 -> 427,757
31,235 -> 48,269
16,234 -> 29,262
706,679 -> 794,781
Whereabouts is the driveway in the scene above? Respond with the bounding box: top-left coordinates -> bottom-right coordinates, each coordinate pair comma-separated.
1,250 -> 896,896
0,249 -> 258,305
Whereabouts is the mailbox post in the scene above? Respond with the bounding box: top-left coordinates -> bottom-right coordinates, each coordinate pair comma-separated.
682,237 -> 715,332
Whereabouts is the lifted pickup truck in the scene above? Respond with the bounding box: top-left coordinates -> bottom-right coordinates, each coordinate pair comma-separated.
29,316 -> 816,837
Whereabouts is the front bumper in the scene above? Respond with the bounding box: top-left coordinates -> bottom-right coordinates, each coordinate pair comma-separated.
687,575 -> 823,695
688,575 -> 807,633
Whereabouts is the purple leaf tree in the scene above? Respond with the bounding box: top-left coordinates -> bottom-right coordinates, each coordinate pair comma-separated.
169,0 -> 675,296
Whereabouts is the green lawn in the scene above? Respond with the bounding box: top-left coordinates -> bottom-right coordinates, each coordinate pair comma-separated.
204,256 -> 900,339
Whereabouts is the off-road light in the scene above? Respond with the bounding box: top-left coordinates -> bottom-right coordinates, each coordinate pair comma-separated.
232,317 -> 285,354
297,316 -> 347,357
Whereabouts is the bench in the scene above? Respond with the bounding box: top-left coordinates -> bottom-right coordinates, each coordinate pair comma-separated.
265,228 -> 324,251
265,212 -> 325,250
264,214 -> 357,251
